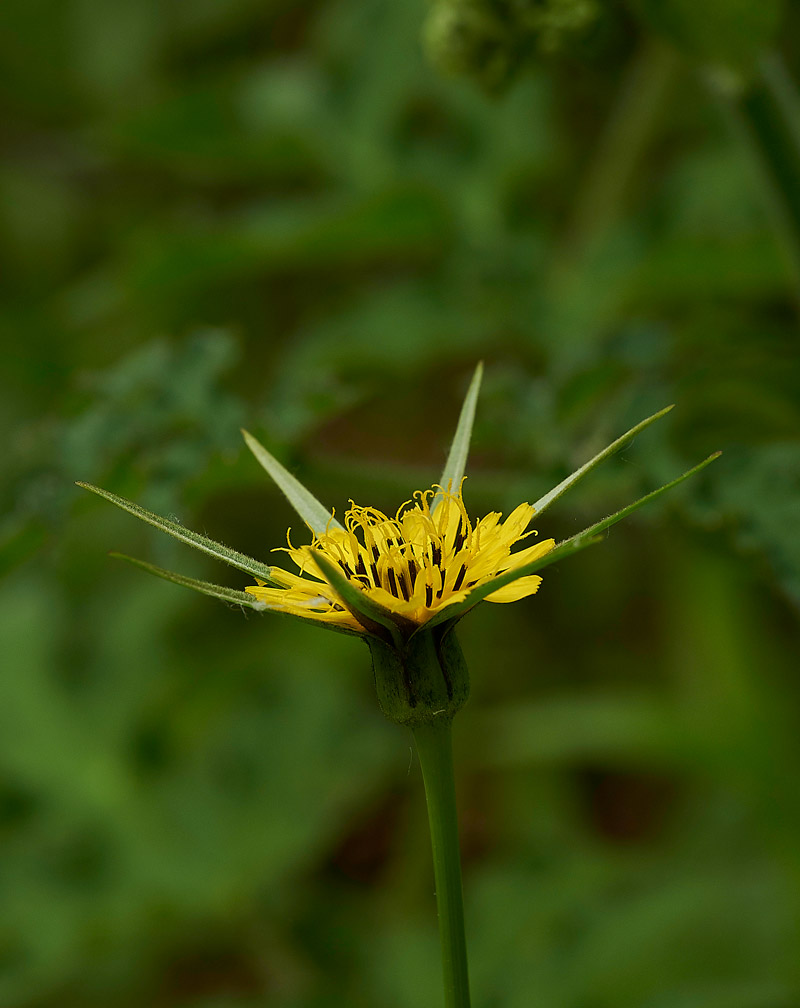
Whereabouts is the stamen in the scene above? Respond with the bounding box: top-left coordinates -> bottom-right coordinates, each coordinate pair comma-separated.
395,498 -> 414,522
259,482 -> 548,630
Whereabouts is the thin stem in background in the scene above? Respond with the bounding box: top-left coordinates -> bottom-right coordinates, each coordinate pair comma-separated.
544,36 -> 678,375
760,53 -> 800,164
412,718 -> 471,1008
561,36 -> 679,261
712,52 -> 800,310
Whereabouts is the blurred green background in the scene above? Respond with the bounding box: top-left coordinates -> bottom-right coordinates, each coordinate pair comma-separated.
3,0 -> 800,1005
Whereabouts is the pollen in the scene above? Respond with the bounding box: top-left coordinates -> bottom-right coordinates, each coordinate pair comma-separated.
245,484 -> 555,630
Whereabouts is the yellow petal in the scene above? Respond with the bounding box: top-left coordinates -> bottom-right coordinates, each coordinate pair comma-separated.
501,537 -> 556,571
500,502 -> 535,539
484,575 -> 543,603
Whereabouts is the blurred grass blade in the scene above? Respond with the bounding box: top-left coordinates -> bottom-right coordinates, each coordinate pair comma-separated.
242,429 -> 343,535
532,404 -> 674,518
311,550 -> 411,642
432,362 -> 483,512
423,452 -> 721,631
76,482 -> 274,582
111,553 -> 363,637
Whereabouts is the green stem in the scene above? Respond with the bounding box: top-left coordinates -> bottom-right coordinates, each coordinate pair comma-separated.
760,53 -> 800,166
561,36 -> 678,260
710,53 -> 800,309
413,718 -> 471,1008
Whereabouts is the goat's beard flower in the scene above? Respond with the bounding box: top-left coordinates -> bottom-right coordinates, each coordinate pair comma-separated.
245,484 -> 555,631
73,365 -> 720,1008
78,363 -> 717,724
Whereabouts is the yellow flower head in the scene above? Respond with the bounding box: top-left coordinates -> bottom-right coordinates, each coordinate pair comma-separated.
79,360 -> 715,673
245,482 -> 555,631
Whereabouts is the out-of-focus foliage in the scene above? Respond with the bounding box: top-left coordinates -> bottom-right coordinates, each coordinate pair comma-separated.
2,0 -> 800,1006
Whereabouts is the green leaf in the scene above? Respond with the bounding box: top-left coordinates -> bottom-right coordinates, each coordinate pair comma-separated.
111,553 -> 364,637
310,550 -> 412,643
242,429 -> 343,535
422,452 -> 722,631
432,361 -> 483,513
532,404 -> 674,518
76,482 -> 275,583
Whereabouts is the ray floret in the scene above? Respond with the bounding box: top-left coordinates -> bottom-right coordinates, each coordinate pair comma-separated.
245,482 -> 556,633
77,364 -> 717,651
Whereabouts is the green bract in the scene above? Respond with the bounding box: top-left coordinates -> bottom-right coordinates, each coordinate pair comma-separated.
77,365 -> 718,724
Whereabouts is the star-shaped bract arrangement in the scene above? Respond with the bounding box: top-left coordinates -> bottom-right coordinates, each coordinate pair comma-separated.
77,364 -> 717,653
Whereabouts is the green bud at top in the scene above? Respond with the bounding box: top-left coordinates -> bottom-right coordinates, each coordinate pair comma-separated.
423,0 -> 515,93
423,0 -> 600,92
367,625 -> 470,727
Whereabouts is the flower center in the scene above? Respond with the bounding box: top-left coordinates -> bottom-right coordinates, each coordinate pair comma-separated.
307,487 -> 478,606
248,484 -> 552,628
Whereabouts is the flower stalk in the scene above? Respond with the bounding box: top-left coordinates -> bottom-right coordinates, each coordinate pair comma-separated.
76,364 -> 720,1008
413,717 -> 471,1008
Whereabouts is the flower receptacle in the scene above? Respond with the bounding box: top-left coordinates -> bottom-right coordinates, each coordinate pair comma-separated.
367,624 -> 470,726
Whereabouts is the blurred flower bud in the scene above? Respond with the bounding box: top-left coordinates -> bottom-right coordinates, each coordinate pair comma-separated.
423,0 -> 600,91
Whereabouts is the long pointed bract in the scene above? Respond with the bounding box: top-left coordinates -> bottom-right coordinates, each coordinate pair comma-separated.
76,482 -> 275,582
111,553 -> 268,609
422,452 -> 721,632
532,404 -> 674,518
111,553 -> 363,637
432,363 -> 483,513
242,429 -> 343,535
